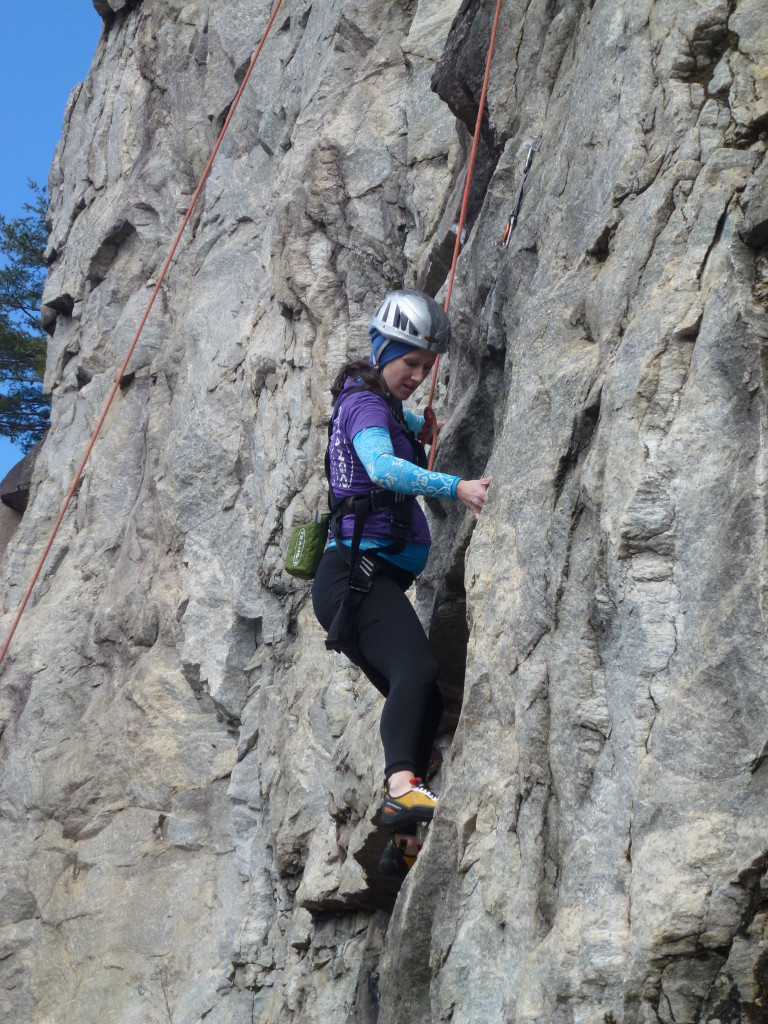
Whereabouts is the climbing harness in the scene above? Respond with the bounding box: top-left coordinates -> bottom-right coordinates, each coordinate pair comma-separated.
0,0 -> 286,667
323,385 -> 425,656
424,0 -> 505,470
501,137 -> 541,249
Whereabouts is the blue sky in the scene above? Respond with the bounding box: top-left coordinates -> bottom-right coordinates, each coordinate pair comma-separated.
0,2 -> 103,478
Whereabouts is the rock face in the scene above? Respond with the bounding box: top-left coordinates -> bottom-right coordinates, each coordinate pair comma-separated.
1,0 -> 767,1021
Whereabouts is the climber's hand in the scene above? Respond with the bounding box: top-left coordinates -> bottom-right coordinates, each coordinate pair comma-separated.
456,477 -> 493,517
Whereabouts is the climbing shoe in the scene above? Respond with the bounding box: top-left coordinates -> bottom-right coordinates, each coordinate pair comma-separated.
378,836 -> 421,879
379,778 -> 438,829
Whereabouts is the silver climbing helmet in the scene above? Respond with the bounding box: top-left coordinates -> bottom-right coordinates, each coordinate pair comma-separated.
369,289 -> 451,354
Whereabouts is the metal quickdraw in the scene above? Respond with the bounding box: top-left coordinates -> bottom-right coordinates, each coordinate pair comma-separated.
501,137 -> 541,250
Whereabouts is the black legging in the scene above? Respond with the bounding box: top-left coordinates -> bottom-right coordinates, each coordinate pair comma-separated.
312,546 -> 443,779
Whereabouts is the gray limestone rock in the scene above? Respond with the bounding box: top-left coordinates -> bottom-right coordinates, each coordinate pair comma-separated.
2,0 -> 768,1022
742,157 -> 768,248
92,0 -> 141,21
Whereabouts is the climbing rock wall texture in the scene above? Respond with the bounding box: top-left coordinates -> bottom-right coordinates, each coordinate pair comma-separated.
0,0 -> 766,1020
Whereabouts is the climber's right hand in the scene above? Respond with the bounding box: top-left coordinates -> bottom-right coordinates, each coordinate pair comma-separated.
456,476 -> 492,517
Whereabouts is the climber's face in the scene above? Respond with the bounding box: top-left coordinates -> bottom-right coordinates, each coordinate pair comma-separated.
382,349 -> 436,400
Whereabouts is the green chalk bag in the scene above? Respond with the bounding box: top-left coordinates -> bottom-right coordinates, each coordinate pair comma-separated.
284,510 -> 330,580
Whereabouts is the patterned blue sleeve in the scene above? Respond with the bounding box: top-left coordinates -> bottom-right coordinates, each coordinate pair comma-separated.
403,407 -> 425,435
353,427 -> 460,498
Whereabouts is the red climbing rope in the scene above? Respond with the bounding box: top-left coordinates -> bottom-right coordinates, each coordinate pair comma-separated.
425,0 -> 504,470
0,0 -> 285,668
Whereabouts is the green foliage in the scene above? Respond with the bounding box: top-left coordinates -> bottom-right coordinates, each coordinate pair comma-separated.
0,182 -> 51,452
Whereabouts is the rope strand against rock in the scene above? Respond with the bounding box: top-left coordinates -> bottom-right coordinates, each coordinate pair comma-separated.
425,0 -> 504,470
0,0 -> 286,668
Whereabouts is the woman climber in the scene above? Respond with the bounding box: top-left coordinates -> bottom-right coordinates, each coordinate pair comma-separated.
311,288 -> 491,878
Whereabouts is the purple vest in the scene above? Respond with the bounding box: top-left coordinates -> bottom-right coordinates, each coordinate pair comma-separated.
329,380 -> 431,546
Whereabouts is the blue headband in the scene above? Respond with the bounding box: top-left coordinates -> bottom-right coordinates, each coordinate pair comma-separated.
369,329 -> 418,368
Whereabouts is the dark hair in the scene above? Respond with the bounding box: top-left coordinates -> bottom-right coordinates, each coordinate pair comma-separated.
330,359 -> 388,403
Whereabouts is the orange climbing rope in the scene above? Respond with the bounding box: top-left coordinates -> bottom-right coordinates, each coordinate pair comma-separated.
425,0 -> 504,470
0,0 -> 285,667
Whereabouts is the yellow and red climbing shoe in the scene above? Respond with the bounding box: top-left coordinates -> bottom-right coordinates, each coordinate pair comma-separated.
380,778 -> 437,829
